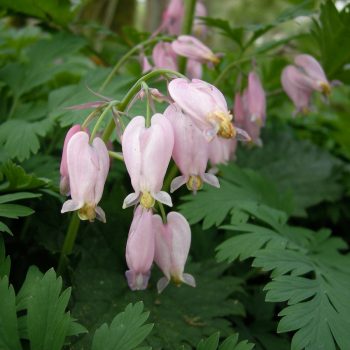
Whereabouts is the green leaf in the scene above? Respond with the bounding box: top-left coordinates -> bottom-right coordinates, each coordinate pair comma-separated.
0,236 -> 11,278
195,332 -> 255,350
0,204 -> 34,218
179,164 -> 289,230
0,161 -> 49,192
0,221 -> 12,235
27,268 -> 84,350
92,302 -> 153,350
237,129 -> 343,216
0,276 -> 22,350
0,192 -> 41,204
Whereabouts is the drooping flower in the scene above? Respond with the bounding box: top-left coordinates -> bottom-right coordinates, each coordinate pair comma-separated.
61,131 -> 109,222
171,35 -> 219,65
168,78 -> 250,140
208,136 -> 237,167
281,65 -> 313,114
152,41 -> 202,79
60,124 -> 81,196
140,53 -> 152,73
234,91 -> 262,146
153,211 -> 195,293
164,104 -> 219,192
125,206 -> 155,290
281,54 -> 331,114
193,1 -> 207,38
122,114 -> 174,209
160,0 -> 184,35
246,71 -> 266,125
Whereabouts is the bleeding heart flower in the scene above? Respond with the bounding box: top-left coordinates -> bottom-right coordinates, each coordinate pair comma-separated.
60,124 -> 82,196
208,136 -> 237,166
168,78 -> 250,141
164,104 -> 219,192
160,0 -> 184,35
125,206 -> 155,290
122,114 -> 174,209
246,71 -> 266,125
61,131 -> 109,222
193,1 -> 207,38
153,211 -> 195,293
171,35 -> 219,65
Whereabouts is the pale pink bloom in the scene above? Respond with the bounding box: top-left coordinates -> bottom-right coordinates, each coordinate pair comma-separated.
235,91 -> 262,146
281,65 -> 313,114
164,104 -> 219,192
193,1 -> 207,38
61,131 -> 109,222
247,72 -> 266,124
140,54 -> 152,73
294,54 -> 330,94
168,78 -> 250,140
153,211 -> 195,293
161,0 -> 184,35
152,42 -> 178,71
60,124 -> 81,195
152,41 -> 202,79
208,136 -> 237,166
125,206 -> 154,290
172,35 -> 219,65
122,114 -> 174,209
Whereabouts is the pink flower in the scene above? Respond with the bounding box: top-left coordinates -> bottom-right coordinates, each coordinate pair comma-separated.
152,42 -> 178,72
234,92 -> 262,146
208,136 -> 237,166
61,131 -> 109,222
281,66 -> 313,114
246,72 -> 266,125
152,41 -> 202,79
164,104 -> 219,192
140,53 -> 152,73
172,35 -> 219,65
125,206 -> 155,290
193,1 -> 207,38
122,114 -> 174,209
153,211 -> 195,293
168,78 -> 250,140
161,0 -> 184,35
60,125 -> 81,196
281,54 -> 330,115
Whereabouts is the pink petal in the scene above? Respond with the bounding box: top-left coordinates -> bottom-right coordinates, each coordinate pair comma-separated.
152,42 -> 178,71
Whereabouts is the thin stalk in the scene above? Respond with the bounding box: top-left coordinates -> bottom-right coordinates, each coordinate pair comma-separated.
178,0 -> 197,74
57,213 -> 80,274
90,102 -> 117,142
102,69 -> 186,142
158,202 -> 167,223
99,36 -> 173,92
108,150 -> 124,161
162,163 -> 178,193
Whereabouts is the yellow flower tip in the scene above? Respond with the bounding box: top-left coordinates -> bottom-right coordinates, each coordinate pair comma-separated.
140,191 -> 155,209
320,81 -> 331,96
209,54 -> 220,65
186,175 -> 203,192
78,204 -> 96,222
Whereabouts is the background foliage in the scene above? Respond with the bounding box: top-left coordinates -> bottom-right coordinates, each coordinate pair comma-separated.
0,0 -> 350,349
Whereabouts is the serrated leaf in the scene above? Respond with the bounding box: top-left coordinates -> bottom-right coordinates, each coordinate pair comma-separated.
27,268 -> 84,350
197,332 -> 220,350
92,302 -> 153,350
196,332 -> 255,350
0,276 -> 22,350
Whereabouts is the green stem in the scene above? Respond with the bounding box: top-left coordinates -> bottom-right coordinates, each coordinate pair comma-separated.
99,36 -> 173,92
108,150 -> 124,161
162,163 -> 178,193
158,202 -> 167,223
102,69 -> 186,142
90,102 -> 117,142
214,56 -> 254,86
57,213 -> 80,274
178,0 -> 197,74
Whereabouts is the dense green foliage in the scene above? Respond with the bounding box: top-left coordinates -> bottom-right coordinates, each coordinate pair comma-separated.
0,0 -> 350,349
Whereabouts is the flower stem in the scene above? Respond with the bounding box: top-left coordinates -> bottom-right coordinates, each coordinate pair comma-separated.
90,101 -> 117,142
108,150 -> 124,161
158,202 -> 167,223
178,0 -> 197,74
102,69 -> 186,142
57,212 -> 80,274
99,36 -> 173,92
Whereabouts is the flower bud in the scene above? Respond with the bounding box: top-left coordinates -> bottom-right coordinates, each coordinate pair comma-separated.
125,206 -> 155,290
247,72 -> 266,125
153,211 -> 195,293
61,131 -> 109,222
